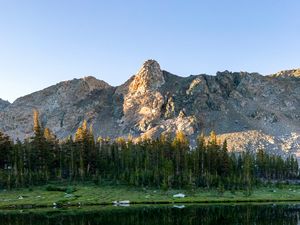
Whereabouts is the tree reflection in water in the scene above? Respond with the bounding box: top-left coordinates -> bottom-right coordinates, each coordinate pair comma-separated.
0,204 -> 299,225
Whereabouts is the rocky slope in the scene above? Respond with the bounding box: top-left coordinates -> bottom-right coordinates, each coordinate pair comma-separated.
1,60 -> 300,156
0,99 -> 10,111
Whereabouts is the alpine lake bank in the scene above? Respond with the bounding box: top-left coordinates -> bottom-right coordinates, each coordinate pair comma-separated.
1,182 -> 300,210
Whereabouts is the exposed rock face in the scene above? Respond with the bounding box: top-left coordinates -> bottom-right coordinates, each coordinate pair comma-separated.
0,99 -> 10,111
272,69 -> 300,79
0,60 -> 300,157
122,60 -> 165,134
0,77 -> 121,140
129,59 -> 165,94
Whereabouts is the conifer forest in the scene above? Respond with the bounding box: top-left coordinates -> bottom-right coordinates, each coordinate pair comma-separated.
0,111 -> 298,191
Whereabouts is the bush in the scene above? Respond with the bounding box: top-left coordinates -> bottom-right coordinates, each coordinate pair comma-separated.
46,185 -> 77,193
217,183 -> 225,196
45,185 -> 66,192
66,186 -> 76,194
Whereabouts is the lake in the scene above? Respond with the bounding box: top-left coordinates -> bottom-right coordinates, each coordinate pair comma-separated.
0,204 -> 299,225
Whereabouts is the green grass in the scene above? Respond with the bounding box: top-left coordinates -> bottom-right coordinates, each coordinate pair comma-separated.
1,183 -> 300,209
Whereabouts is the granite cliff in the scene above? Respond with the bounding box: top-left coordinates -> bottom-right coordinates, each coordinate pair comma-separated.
1,60 -> 300,156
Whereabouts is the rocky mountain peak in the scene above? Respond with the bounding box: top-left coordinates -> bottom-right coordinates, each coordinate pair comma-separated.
1,62 -> 300,157
129,59 -> 165,94
82,76 -> 111,91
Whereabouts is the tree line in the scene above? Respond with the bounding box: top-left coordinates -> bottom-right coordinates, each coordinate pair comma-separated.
0,110 -> 298,191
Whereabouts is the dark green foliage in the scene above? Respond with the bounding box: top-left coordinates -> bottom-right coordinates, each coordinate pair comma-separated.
45,185 -> 68,192
45,185 -> 76,193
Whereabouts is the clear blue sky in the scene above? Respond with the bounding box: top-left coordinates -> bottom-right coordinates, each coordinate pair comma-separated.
0,0 -> 299,102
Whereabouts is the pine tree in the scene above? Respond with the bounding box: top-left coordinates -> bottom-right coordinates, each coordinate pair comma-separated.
172,131 -> 189,187
219,140 -> 229,177
31,110 -> 49,182
195,133 -> 206,186
74,120 -> 89,180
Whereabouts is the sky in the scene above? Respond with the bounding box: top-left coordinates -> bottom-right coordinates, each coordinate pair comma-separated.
0,0 -> 299,102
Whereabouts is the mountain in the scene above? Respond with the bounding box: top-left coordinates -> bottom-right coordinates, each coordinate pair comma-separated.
0,99 -> 10,111
1,60 -> 300,156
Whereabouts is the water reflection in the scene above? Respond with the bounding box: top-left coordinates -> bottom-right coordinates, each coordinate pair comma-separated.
0,204 -> 300,225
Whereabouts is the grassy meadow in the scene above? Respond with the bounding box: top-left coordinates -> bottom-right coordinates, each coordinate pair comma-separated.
1,183 -> 300,209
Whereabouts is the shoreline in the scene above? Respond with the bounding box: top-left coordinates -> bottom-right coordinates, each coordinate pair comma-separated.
2,184 -> 300,210
2,198 -> 300,210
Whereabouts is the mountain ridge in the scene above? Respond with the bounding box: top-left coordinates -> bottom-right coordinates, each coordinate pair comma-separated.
1,60 -> 300,156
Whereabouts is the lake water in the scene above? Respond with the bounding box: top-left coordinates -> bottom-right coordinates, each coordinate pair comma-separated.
1,204 -> 300,225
